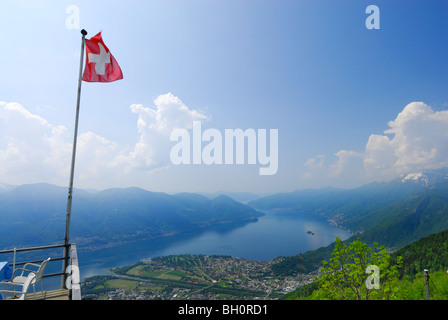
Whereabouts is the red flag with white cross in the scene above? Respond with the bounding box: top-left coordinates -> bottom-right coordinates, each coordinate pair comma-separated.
82,32 -> 123,83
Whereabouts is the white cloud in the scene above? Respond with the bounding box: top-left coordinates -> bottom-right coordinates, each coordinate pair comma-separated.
0,101 -> 71,184
329,150 -> 363,179
131,93 -> 208,135
364,102 -> 448,179
302,155 -> 325,179
303,102 -> 448,186
0,93 -> 208,188
118,92 -> 209,172
76,131 -> 119,180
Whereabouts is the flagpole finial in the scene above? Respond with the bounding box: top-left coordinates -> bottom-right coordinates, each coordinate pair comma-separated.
81,29 -> 87,36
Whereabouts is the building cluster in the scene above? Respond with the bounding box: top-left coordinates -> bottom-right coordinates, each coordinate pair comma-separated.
82,255 -> 315,300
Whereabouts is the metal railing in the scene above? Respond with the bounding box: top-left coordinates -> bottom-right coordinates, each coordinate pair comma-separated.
0,243 -> 81,300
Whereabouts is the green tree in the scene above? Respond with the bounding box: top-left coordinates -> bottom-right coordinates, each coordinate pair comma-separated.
316,237 -> 402,300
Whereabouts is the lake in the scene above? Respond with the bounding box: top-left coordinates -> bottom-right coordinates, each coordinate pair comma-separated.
77,210 -> 352,280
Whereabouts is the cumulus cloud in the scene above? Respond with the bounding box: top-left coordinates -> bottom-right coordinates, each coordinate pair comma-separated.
0,101 -> 71,184
303,102 -> 448,186
364,102 -> 448,179
0,93 -> 208,188
76,131 -> 120,181
116,93 -> 209,171
329,150 -> 364,179
302,155 -> 325,179
131,93 -> 208,135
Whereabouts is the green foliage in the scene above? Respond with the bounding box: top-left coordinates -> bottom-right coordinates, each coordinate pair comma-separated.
271,242 -> 337,276
153,254 -> 205,269
81,275 -> 119,295
298,271 -> 448,300
392,229 -> 448,279
286,230 -> 448,300
271,255 -> 306,276
393,271 -> 448,300
314,237 -> 402,300
281,281 -> 318,300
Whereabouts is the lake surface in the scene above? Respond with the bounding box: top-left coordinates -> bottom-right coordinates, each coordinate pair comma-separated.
77,210 -> 352,280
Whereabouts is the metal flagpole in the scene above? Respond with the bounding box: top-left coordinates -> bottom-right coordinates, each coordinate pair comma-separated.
62,29 -> 88,289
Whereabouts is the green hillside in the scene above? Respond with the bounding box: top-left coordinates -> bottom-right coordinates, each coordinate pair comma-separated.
283,230 -> 448,300
392,229 -> 448,278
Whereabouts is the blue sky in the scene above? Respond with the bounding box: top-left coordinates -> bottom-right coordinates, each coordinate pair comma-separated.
0,0 -> 447,194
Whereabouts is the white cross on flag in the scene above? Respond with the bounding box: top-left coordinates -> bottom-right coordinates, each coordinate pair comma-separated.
82,32 -> 123,83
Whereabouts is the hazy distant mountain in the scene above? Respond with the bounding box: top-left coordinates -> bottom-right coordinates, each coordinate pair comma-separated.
249,168 -> 448,212
249,167 -> 448,250
0,183 -> 16,193
0,184 -> 263,250
199,191 -> 267,204
2,168 -> 447,255
395,167 -> 448,186
266,169 -> 448,275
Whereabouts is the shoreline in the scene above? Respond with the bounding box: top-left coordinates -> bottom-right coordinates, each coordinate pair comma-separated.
74,215 -> 262,253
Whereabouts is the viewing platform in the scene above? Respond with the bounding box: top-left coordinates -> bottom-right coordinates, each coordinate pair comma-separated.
0,243 -> 81,300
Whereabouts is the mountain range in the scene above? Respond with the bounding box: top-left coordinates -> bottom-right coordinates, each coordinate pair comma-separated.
0,184 -> 263,250
1,167 -> 447,265
261,167 -> 448,273
249,167 -> 448,249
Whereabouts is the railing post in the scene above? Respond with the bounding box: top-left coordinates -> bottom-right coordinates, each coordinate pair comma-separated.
61,244 -> 70,289
424,269 -> 430,300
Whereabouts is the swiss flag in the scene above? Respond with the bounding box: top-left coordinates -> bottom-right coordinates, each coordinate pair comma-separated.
82,32 -> 123,83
